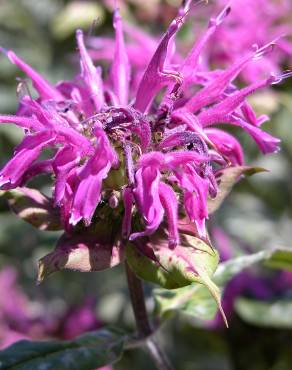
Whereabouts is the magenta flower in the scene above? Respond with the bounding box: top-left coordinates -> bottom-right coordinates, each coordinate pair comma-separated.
0,266 -> 113,370
0,2 -> 289,271
0,266 -> 54,349
57,298 -> 103,340
201,0 -> 292,82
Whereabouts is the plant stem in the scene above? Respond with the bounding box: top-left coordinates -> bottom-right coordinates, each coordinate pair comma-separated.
125,262 -> 174,370
145,339 -> 174,370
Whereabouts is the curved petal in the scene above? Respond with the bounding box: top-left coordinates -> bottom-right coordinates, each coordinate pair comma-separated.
130,167 -> 164,240
205,128 -> 244,165
111,8 -> 130,105
70,130 -> 117,226
4,50 -> 63,101
159,182 -> 179,248
53,146 -> 81,206
76,30 -> 104,112
0,131 -> 55,187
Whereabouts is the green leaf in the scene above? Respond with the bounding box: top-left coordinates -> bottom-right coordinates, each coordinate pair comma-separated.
0,328 -> 126,370
0,187 -> 62,231
214,247 -> 292,285
207,166 -> 267,214
263,249 -> 292,270
154,247 -> 292,323
235,298 -> 292,329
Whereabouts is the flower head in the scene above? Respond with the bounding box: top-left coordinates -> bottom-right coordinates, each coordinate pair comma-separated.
0,2 -> 289,274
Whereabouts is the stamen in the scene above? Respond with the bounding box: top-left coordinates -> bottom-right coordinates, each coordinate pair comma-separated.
124,143 -> 135,185
16,78 -> 32,100
122,187 -> 133,238
109,192 -> 119,208
271,70 -> 292,84
209,4 -> 231,28
87,18 -> 100,38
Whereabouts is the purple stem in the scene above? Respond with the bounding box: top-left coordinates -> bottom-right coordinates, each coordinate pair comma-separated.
125,262 -> 174,370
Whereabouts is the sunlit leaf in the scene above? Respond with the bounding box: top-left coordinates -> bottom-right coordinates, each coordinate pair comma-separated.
214,247 -> 292,285
235,298 -> 292,329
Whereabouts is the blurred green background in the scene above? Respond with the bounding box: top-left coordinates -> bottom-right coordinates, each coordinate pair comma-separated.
0,1 -> 292,369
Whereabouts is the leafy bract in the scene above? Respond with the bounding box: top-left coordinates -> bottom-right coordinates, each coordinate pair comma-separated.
38,220 -> 124,282
126,225 -> 227,325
